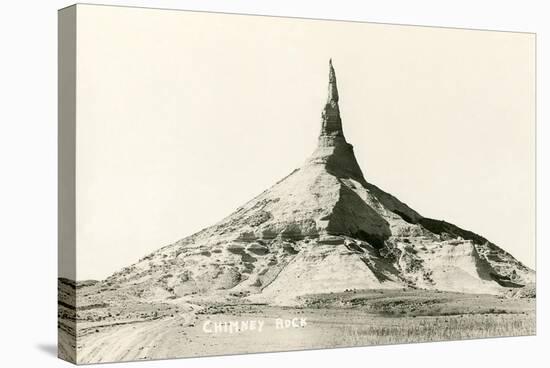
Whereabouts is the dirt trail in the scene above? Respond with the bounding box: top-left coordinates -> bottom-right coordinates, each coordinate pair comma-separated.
75,294 -> 535,364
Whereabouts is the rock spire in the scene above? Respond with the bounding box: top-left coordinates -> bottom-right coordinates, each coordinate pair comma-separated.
320,59 -> 344,138
312,59 -> 365,182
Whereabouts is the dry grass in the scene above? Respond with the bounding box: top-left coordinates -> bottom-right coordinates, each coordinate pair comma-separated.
68,287 -> 536,363
334,313 -> 535,346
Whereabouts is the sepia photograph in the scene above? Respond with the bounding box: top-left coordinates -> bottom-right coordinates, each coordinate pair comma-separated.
57,4 -> 535,365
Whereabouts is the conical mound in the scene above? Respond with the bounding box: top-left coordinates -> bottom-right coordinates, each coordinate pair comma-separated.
106,60 -> 534,304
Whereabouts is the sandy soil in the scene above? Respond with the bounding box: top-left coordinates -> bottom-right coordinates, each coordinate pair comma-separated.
61,289 -> 535,364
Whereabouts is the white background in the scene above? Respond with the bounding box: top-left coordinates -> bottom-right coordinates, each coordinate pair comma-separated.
0,0 -> 547,367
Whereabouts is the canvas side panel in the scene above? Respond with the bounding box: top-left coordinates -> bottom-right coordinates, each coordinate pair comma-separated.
58,5 -> 77,364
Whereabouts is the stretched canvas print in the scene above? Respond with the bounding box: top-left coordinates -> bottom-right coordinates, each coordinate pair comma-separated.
58,4 -> 536,364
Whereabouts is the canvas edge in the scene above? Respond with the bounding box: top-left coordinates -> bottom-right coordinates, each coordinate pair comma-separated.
58,4 -> 78,365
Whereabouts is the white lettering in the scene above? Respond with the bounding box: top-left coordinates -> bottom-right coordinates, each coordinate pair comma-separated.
202,318 -> 306,334
202,320 -> 213,333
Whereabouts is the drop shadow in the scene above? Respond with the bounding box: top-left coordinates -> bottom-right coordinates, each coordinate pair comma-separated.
36,343 -> 57,358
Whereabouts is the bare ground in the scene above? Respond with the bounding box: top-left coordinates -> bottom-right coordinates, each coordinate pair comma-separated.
59,289 -> 535,364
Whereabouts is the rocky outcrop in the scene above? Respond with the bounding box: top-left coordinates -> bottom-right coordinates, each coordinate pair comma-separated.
104,60 -> 534,304
320,59 -> 343,138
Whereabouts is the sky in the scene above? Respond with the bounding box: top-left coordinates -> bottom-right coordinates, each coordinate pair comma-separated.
72,5 -> 535,280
